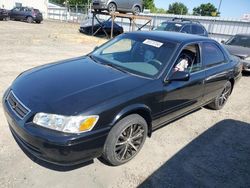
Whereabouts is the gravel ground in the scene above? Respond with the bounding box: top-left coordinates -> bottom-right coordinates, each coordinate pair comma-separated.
0,20 -> 250,188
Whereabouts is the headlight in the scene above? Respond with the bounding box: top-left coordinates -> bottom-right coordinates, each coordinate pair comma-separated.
33,113 -> 99,133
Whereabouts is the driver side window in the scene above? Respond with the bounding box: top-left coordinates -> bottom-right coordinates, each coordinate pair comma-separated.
173,44 -> 201,73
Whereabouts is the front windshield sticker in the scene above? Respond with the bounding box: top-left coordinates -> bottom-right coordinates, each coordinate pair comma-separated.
143,39 -> 163,48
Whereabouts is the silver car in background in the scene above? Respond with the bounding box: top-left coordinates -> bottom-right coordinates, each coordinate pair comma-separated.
223,34 -> 250,72
92,0 -> 143,15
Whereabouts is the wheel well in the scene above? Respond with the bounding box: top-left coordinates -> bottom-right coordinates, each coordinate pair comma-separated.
229,78 -> 235,93
133,5 -> 141,11
108,2 -> 117,7
122,109 -> 152,137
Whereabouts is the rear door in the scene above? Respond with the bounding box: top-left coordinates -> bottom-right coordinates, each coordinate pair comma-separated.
19,7 -> 27,20
202,42 -> 232,103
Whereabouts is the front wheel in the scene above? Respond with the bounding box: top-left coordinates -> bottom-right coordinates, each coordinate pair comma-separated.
102,114 -> 148,166
108,2 -> 117,14
207,81 -> 232,110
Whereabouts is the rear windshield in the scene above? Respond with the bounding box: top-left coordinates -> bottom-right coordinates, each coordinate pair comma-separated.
155,22 -> 183,32
226,35 -> 250,48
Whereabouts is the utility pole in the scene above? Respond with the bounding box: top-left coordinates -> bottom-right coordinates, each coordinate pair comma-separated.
218,0 -> 222,15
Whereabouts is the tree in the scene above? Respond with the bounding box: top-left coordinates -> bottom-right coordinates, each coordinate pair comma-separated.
143,0 -> 156,12
193,3 -> 219,16
167,2 -> 188,15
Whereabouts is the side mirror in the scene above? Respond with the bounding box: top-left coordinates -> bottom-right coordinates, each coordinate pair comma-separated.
221,40 -> 225,44
167,71 -> 190,82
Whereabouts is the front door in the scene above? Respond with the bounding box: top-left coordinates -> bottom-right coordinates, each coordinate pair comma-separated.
155,43 -> 205,128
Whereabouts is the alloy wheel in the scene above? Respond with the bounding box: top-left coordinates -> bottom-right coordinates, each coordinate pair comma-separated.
115,123 -> 145,162
133,6 -> 140,15
108,3 -> 116,13
218,84 -> 231,106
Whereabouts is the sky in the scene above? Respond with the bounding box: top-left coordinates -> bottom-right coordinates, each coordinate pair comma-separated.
154,0 -> 250,18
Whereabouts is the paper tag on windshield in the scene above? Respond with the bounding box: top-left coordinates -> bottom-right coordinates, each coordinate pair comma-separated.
143,39 -> 163,48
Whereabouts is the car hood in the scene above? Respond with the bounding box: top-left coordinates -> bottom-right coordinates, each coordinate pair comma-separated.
224,44 -> 250,59
11,56 -> 150,115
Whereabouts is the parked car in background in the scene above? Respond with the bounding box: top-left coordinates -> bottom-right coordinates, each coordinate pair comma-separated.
79,18 -> 123,36
92,0 -> 143,15
9,7 -> 43,23
154,18 -> 208,37
3,31 -> 241,167
0,8 -> 9,21
223,34 -> 250,72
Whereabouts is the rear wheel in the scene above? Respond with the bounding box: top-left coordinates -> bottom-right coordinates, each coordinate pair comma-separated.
102,114 -> 148,166
26,16 -> 33,23
133,6 -> 141,15
108,2 -> 117,14
207,81 -> 232,110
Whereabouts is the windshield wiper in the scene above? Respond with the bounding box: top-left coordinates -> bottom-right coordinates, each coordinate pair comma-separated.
104,63 -> 128,74
88,54 -> 99,63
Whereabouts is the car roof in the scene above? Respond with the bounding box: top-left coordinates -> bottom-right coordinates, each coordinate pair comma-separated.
161,20 -> 202,26
127,31 -> 212,44
235,34 -> 250,37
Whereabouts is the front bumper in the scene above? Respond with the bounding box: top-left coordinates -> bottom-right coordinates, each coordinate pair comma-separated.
2,90 -> 110,166
34,16 -> 43,22
243,61 -> 250,71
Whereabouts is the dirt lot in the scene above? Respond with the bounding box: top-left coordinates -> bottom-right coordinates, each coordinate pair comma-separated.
0,20 -> 250,188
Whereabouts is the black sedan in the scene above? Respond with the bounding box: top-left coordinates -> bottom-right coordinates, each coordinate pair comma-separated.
0,8 -> 9,20
3,31 -> 242,166
79,19 -> 123,36
223,34 -> 250,72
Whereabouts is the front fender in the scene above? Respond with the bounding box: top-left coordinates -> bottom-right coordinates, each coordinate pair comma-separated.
111,104 -> 153,136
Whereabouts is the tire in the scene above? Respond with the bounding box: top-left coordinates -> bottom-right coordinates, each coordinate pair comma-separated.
35,20 -> 41,24
207,81 -> 232,110
26,16 -> 33,23
108,2 -> 117,14
133,6 -> 141,15
102,114 -> 148,166
4,16 -> 10,21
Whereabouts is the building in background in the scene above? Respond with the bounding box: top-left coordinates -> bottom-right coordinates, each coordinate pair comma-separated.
1,0 -> 48,18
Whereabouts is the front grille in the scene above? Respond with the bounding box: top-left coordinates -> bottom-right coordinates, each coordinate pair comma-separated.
6,91 -> 30,119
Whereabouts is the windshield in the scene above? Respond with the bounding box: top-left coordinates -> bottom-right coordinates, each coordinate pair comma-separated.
226,35 -> 250,48
91,34 -> 177,78
155,22 -> 183,32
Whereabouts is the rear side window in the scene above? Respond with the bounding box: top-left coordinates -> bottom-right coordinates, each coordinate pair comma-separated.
192,25 -> 205,35
181,25 -> 191,34
202,42 -> 225,67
